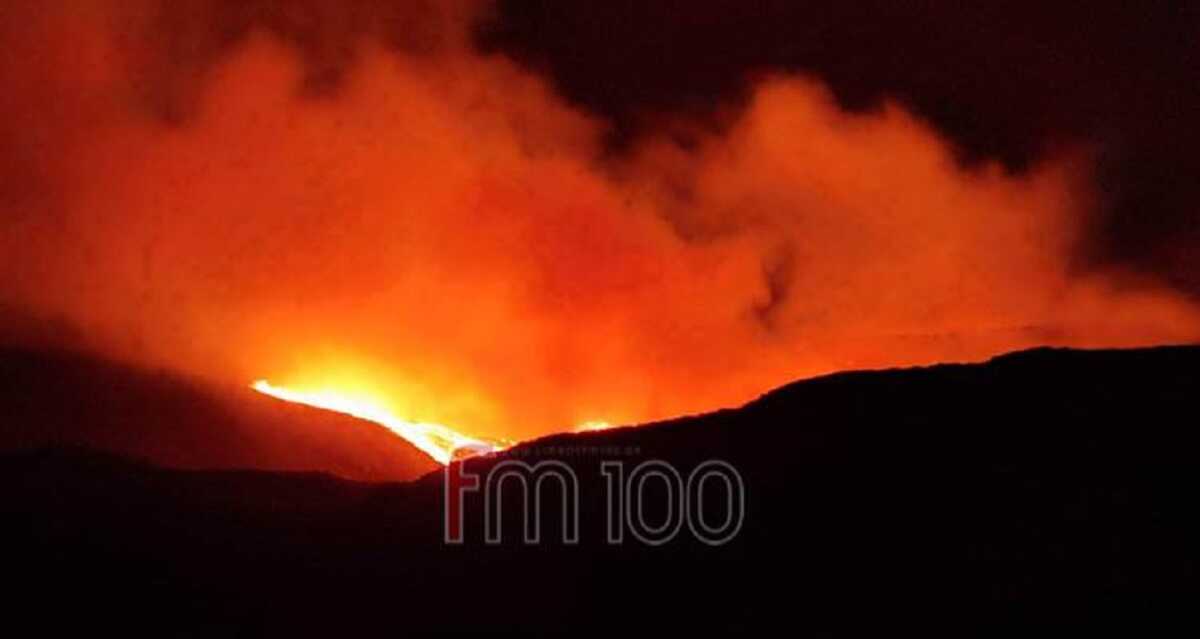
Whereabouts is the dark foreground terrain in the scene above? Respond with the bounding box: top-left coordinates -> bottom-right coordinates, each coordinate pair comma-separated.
0,347 -> 438,481
3,345 -> 1198,634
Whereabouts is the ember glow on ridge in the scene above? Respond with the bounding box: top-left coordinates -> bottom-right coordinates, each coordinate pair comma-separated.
251,380 -> 503,465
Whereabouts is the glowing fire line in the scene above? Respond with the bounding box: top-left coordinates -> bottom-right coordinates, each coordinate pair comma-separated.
251,380 -> 503,465
575,420 -> 614,432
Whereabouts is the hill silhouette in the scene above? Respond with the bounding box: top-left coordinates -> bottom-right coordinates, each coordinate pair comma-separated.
0,347 -> 438,481
2,345 -> 1198,634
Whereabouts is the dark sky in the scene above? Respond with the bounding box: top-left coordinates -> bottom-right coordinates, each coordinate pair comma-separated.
478,1 -> 1200,291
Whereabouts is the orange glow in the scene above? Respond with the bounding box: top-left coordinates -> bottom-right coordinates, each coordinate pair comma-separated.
575,421 -> 616,433
2,6 -> 1200,449
250,380 -> 503,465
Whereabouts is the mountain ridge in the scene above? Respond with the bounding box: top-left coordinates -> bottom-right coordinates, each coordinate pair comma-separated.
0,346 -> 439,481
3,343 -> 1197,634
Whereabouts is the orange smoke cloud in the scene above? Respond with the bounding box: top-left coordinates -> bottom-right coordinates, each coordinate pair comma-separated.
2,2 -> 1198,441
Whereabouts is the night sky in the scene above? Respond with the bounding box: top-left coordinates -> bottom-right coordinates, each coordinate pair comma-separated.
481,1 -> 1200,288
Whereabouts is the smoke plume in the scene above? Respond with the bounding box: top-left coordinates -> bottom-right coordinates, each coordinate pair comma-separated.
3,1 -> 1197,439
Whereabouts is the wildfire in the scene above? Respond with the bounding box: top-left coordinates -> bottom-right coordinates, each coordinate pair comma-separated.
250,380 -> 504,465
575,420 -> 616,432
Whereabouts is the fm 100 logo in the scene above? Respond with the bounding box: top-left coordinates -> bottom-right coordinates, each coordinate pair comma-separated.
445,458 -> 745,546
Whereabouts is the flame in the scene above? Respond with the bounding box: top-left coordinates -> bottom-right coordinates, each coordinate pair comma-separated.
575,420 -> 616,433
250,380 -> 503,465
5,4 -> 1200,451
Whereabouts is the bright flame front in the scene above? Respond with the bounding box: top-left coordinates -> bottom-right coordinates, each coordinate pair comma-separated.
251,380 -> 503,465
575,420 -> 615,432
